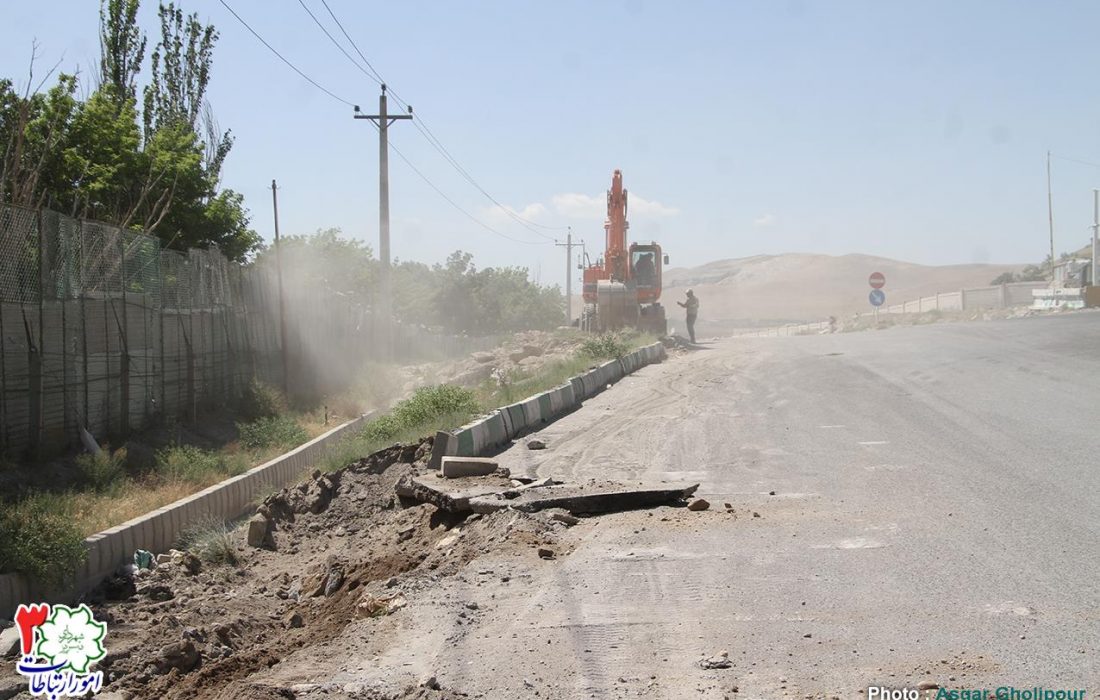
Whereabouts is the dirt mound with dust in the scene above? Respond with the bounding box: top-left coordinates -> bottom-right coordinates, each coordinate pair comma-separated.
402,329 -> 587,392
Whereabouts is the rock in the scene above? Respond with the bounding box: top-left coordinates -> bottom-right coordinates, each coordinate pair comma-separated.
698,651 -> 732,669
440,456 -> 499,479
687,498 -> 710,511
247,513 -> 270,548
802,633 -> 812,638
768,490 -> 776,496
156,640 -> 199,674
283,612 -> 303,629
304,476 -> 335,514
324,567 -> 345,597
918,682 -> 939,691
526,439 -> 547,450
137,581 -> 174,601
170,550 -> 201,575
0,625 -> 19,658
357,593 -> 407,617
420,676 -> 441,690
537,548 -> 555,560
464,601 -> 479,610
550,512 -> 580,526
472,351 -> 495,364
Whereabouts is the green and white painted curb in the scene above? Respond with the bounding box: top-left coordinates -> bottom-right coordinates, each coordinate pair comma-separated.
431,341 -> 667,465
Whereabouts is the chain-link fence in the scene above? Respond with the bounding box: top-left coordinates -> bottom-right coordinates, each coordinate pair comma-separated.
0,203 -> 495,458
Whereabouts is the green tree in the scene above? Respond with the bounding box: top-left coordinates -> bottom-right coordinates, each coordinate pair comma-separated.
99,0 -> 146,107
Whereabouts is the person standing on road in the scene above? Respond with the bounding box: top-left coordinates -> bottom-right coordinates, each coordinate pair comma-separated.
677,289 -> 699,343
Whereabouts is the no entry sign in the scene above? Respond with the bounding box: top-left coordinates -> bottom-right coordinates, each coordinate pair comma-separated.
868,271 -> 886,289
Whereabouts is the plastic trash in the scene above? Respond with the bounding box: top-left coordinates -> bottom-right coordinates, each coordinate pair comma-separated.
133,549 -> 155,570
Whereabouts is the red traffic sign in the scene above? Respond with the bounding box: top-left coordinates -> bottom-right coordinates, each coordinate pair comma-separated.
868,271 -> 886,289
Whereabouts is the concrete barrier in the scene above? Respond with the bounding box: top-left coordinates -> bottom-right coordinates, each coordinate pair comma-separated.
1,412 -> 372,620
432,342 -> 666,468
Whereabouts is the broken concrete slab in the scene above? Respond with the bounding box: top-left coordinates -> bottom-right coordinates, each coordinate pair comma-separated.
400,473 -> 518,513
441,456 -> 499,479
468,481 -> 699,515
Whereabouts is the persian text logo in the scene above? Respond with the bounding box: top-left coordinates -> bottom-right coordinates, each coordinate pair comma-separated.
14,603 -> 106,699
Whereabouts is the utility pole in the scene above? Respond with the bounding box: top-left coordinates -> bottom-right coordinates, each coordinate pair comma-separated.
1047,151 -> 1056,282
271,179 -> 289,398
555,227 -> 578,323
354,85 -> 413,358
1093,189 -> 1098,288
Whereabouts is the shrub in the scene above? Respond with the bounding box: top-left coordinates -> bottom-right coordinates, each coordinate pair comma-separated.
239,380 -> 287,421
0,493 -> 87,587
581,332 -> 630,360
180,519 -> 237,566
358,385 -> 479,451
237,415 -> 307,450
75,448 -> 127,492
155,445 -> 247,484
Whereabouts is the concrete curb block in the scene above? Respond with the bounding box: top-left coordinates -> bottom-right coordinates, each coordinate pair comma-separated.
433,341 -> 665,467
1,412 -> 373,620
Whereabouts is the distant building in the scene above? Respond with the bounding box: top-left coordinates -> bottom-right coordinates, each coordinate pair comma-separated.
1053,258 -> 1091,287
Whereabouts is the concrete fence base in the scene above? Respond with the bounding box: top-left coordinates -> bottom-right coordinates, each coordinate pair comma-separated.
0,411 -> 374,620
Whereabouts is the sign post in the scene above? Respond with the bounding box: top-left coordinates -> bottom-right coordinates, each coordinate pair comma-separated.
868,271 -> 886,321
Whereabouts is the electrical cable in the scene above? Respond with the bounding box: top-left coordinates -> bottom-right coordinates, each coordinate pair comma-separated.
218,0 -> 356,108
312,0 -> 566,235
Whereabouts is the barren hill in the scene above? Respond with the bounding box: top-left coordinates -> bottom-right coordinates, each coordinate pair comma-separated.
658,253 -> 1023,334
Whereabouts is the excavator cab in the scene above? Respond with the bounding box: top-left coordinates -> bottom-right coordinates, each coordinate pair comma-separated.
629,243 -> 663,304
629,242 -> 667,336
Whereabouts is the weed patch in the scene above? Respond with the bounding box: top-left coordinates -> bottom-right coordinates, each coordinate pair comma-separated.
155,445 -> 248,484
76,448 -> 127,492
0,493 -> 87,587
237,415 -> 308,450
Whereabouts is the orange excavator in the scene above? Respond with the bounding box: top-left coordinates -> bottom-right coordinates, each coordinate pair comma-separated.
581,169 -> 668,335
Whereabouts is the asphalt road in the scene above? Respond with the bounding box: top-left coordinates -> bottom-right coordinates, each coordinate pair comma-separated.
483,312 -> 1100,697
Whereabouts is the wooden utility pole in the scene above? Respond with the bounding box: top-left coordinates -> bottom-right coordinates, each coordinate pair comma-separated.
271,179 -> 289,397
354,85 -> 413,358
555,227 -> 578,323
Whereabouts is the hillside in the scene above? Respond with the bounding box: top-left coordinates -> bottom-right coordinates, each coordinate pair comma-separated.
657,253 -> 1023,335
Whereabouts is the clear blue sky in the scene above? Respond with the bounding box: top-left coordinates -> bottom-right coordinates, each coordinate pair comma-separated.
5,0 -> 1100,290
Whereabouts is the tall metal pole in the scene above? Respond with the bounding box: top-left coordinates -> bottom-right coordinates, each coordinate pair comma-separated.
355,86 -> 412,359
271,179 -> 289,397
1093,189 -> 1098,288
1047,151 -> 1056,282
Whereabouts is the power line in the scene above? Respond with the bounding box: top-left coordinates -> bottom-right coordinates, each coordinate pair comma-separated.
389,136 -> 551,246
312,0 -> 566,236
318,0 -> 387,86
295,0 -> 381,88
1051,153 -> 1100,169
218,0 -> 355,107
230,0 -> 553,247
360,119 -> 548,246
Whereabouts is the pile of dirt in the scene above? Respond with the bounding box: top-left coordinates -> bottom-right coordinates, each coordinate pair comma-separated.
30,438 -> 571,700
404,329 -> 587,392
